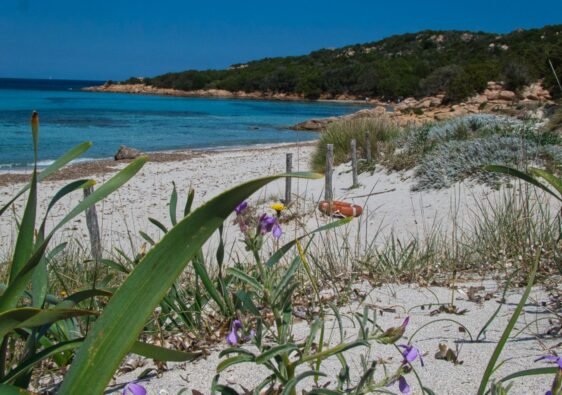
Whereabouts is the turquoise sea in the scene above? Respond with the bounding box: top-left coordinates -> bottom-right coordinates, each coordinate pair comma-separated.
0,78 -> 365,168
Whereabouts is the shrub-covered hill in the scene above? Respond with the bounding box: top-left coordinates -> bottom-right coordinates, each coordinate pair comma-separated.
126,25 -> 562,102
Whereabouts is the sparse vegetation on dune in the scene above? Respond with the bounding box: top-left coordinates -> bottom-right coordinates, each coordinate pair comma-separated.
0,110 -> 561,394
313,112 -> 562,191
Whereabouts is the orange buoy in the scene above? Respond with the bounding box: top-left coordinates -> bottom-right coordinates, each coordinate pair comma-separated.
318,200 -> 363,217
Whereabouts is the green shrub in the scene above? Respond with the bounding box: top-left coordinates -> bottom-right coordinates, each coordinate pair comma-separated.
502,61 -> 531,92
311,118 -> 401,171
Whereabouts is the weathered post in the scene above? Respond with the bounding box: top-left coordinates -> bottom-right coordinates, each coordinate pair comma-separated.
351,139 -> 359,188
84,186 -> 102,262
365,131 -> 372,163
325,144 -> 334,202
285,153 -> 293,204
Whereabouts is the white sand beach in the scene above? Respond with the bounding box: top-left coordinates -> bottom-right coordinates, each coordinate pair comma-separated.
0,141 -> 497,260
0,142 -> 559,394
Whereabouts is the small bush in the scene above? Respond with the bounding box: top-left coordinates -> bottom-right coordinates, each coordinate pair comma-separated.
502,61 -> 531,92
412,134 -> 562,190
311,117 -> 401,171
385,115 -> 524,172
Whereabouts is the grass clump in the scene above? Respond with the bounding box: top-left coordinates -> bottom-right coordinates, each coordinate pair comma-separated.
311,117 -> 401,172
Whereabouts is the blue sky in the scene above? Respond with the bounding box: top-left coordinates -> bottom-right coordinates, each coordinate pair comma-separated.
1,0 -> 561,80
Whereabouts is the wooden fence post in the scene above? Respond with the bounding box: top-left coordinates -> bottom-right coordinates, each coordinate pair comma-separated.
325,144 -> 334,202
84,186 -> 102,262
365,131 -> 372,163
351,139 -> 359,188
285,153 -> 293,204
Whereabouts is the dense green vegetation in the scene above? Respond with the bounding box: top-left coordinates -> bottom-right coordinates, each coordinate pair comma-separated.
127,25 -> 562,101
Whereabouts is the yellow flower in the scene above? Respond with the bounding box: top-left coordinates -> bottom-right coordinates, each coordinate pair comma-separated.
60,290 -> 68,298
271,202 -> 285,218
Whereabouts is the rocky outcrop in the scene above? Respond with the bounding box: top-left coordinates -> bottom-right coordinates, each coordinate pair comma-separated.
521,82 -> 552,101
291,80 -> 553,131
114,145 -> 143,161
85,84 -> 307,101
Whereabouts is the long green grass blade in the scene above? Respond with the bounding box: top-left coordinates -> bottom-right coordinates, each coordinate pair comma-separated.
55,289 -> 112,309
0,142 -> 92,217
100,259 -> 130,274
0,383 -> 32,394
476,251 -> 540,394
1,339 -> 83,384
530,168 -> 562,198
192,252 -> 228,315
184,188 -> 195,216
38,179 -> 94,237
266,217 -> 352,267
0,308 -> 96,338
218,348 -> 256,359
496,367 -> 558,385
255,344 -> 299,364
149,217 -> 168,234
2,338 -> 201,384
139,231 -> 155,245
226,268 -> 264,292
282,371 -> 326,395
169,181 -> 178,226
484,165 -> 561,201
32,180 -> 93,308
216,354 -> 256,373
300,340 -> 368,364
0,158 -> 146,313
272,257 -> 301,304
476,274 -> 514,342
9,169 -> 37,282
308,389 -> 341,395
130,341 -> 201,362
408,318 -> 473,343
59,172 -> 320,395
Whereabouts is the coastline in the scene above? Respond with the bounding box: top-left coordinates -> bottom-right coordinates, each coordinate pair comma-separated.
82,83 -> 377,104
0,138 -> 500,260
84,81 -> 554,131
0,141 -> 317,186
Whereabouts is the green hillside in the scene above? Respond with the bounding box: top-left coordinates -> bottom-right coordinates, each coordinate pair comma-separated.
128,25 -> 562,102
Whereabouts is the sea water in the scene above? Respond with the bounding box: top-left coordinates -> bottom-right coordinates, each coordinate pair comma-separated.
0,78 -> 365,168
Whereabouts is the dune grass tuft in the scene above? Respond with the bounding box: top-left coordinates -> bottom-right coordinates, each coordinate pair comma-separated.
310,117 -> 402,172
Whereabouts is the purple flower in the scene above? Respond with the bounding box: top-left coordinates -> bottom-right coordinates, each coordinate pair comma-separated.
257,214 -> 282,238
235,201 -> 248,215
123,382 -> 146,395
226,319 -> 243,346
232,319 -> 242,330
536,355 -> 562,369
226,330 -> 239,346
272,222 -> 282,239
401,316 -> 410,329
244,329 -> 256,342
399,344 -> 424,366
398,376 -> 411,394
258,214 -> 276,234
